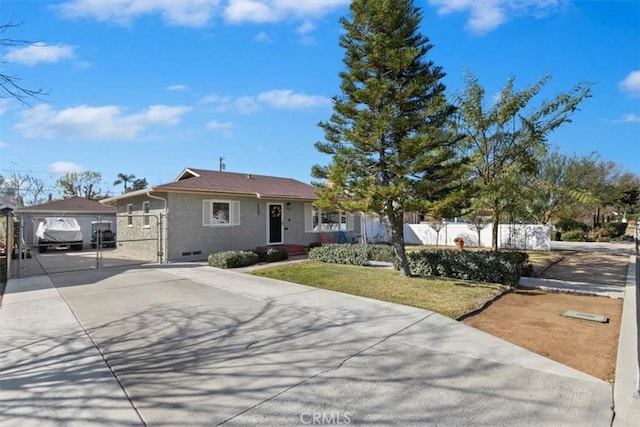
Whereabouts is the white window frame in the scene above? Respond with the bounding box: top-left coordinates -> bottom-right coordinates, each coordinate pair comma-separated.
304,204 -> 354,233
203,199 -> 241,227
142,201 -> 150,228
127,203 -> 133,227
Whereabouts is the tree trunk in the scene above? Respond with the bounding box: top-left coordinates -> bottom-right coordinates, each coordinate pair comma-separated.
491,203 -> 499,250
388,208 -> 411,277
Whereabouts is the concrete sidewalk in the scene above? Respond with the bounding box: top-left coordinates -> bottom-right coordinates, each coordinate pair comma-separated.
0,275 -> 143,426
1,264 -> 615,426
519,276 -> 625,298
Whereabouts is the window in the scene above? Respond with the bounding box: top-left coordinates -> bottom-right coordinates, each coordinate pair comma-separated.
127,204 -> 133,227
203,200 -> 240,226
142,201 -> 150,227
305,204 -> 354,232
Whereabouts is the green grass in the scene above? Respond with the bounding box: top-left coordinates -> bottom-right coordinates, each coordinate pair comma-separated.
251,261 -> 505,318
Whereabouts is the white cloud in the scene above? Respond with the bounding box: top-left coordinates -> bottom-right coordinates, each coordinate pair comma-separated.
428,0 -> 565,34
56,0 -> 220,27
254,31 -> 271,43
167,84 -> 188,92
296,20 -> 315,35
207,119 -> 234,137
201,93 -> 259,113
15,104 -> 192,140
224,0 -> 349,23
4,42 -> 75,66
613,113 -> 640,124
56,0 -> 348,32
620,71 -> 640,97
49,161 -> 84,174
207,120 -> 234,129
225,0 -> 276,23
201,89 -> 329,113
0,99 -> 12,116
257,90 -> 330,109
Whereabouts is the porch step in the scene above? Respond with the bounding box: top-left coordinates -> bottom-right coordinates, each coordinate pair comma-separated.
279,244 -> 307,257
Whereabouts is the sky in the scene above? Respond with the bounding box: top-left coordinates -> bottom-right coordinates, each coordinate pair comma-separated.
0,0 -> 639,199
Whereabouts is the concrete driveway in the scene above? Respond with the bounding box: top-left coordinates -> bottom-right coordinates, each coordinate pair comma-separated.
0,264 -> 613,426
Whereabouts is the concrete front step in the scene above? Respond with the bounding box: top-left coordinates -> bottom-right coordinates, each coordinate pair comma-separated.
272,244 -> 307,257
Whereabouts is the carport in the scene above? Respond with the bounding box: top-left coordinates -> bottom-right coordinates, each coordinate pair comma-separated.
11,197 -> 159,278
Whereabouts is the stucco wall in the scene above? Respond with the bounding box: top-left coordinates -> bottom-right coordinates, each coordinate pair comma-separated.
113,196 -> 165,262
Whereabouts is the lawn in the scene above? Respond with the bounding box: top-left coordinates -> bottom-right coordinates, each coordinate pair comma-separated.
251,261 -> 505,318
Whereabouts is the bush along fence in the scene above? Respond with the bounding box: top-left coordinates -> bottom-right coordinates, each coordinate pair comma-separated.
406,249 -> 529,287
309,244 -> 529,287
308,243 -> 396,266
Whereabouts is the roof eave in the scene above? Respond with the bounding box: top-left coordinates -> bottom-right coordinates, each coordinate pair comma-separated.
101,188 -> 160,204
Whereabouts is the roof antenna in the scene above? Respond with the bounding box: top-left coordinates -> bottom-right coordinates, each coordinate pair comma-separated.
219,156 -> 226,172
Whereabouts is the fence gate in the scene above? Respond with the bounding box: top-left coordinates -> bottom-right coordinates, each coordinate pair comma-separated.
10,213 -> 163,279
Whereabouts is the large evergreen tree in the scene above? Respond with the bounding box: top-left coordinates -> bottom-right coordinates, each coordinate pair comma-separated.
312,0 -> 464,277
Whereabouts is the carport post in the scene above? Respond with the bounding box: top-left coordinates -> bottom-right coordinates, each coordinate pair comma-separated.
95,215 -> 103,271
1,207 -> 12,282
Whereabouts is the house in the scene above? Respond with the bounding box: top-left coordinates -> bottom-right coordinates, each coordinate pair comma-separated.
14,197 -> 117,249
101,168 -> 358,263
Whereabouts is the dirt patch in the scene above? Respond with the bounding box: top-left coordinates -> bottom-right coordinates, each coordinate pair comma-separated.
466,251 -> 630,381
540,251 -> 629,286
464,289 -> 622,382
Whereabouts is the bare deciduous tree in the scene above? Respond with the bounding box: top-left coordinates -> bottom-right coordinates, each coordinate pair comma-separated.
1,21 -> 48,104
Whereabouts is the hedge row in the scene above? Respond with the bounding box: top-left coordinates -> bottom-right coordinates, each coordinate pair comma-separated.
309,244 -> 528,287
208,251 -> 260,269
254,246 -> 289,263
406,249 -> 527,287
308,244 -> 396,266
208,246 -> 290,269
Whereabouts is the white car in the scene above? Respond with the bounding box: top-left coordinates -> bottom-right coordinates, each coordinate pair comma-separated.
36,218 -> 83,253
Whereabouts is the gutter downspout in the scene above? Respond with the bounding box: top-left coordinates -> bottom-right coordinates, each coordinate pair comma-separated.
147,191 -> 167,263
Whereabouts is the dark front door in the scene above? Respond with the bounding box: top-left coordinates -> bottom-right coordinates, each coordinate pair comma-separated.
268,204 -> 283,244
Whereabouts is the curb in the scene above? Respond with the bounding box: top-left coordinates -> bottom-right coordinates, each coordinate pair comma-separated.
612,255 -> 640,426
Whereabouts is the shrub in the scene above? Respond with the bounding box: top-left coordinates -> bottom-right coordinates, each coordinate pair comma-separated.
556,218 -> 590,233
406,249 -> 527,287
600,222 -> 627,238
308,242 -> 323,250
561,229 -> 587,242
366,244 -> 396,263
254,246 -> 289,263
309,244 -> 370,266
208,251 -> 259,269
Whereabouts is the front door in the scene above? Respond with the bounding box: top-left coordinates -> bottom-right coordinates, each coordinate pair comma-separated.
268,203 -> 283,244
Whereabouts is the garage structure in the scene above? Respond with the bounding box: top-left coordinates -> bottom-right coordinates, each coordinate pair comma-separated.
15,197 -> 117,249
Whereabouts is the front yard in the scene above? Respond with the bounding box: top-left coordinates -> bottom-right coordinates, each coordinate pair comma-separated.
251,261 -> 505,318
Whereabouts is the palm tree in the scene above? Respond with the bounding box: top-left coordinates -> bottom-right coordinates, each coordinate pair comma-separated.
114,173 -> 135,193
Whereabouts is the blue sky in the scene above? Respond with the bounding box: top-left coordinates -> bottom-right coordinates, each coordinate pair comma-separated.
1,0 -> 638,198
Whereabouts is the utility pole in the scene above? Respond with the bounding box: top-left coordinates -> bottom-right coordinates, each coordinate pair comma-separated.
219,157 -> 226,172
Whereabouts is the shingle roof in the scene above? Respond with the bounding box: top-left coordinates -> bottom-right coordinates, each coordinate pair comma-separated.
152,168 -> 318,200
16,196 -> 116,214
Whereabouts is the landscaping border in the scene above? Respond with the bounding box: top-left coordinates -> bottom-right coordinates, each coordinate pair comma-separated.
612,255 -> 640,426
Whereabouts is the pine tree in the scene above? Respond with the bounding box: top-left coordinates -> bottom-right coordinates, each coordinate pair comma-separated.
312,0 -> 464,277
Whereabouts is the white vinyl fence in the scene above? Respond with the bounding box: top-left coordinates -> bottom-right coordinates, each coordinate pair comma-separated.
363,217 -> 550,250
403,223 -> 551,251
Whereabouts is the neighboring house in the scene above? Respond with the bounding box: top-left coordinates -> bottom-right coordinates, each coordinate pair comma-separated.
101,168 -> 358,263
15,197 -> 117,249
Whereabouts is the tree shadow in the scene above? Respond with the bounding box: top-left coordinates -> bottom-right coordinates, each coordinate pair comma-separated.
0,266 -> 614,426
